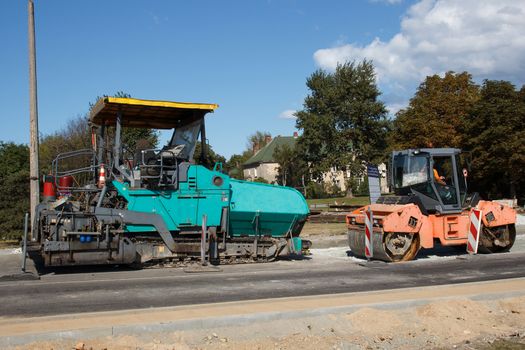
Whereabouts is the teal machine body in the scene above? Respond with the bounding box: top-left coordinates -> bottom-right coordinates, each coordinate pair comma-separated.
113,166 -> 309,239
32,97 -> 310,267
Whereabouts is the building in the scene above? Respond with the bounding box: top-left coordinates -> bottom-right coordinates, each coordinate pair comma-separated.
243,133 -> 389,194
243,135 -> 296,183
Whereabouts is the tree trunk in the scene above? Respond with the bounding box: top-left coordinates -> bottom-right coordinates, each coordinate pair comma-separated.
510,181 -> 517,199
344,172 -> 353,198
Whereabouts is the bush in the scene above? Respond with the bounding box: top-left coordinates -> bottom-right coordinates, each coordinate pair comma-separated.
253,177 -> 269,184
305,182 -> 329,199
0,142 -> 30,240
355,176 -> 370,196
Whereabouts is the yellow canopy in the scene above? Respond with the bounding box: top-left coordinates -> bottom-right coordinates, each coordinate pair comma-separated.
89,97 -> 219,129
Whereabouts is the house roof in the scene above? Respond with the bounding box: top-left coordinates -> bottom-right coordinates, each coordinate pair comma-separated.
243,136 -> 296,167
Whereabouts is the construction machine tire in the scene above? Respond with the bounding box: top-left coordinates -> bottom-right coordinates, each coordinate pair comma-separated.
478,224 -> 516,254
348,230 -> 420,262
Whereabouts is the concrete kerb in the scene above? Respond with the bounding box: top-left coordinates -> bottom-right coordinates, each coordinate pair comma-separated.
1,327 -> 113,348
2,278 -> 525,348
112,288 -> 525,335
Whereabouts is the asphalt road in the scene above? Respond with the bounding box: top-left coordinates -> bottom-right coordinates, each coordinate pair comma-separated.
1,239 -> 525,318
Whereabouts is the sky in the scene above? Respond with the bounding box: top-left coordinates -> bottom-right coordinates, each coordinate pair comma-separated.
1,0 -> 524,158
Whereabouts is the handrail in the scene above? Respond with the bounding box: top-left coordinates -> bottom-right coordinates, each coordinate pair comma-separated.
52,149 -> 98,192
140,148 -> 178,187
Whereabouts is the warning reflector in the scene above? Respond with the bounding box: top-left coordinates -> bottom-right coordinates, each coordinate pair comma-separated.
467,209 -> 482,254
364,208 -> 373,259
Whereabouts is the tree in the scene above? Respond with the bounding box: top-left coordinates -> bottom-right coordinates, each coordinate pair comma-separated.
464,80 -> 525,200
0,142 -> 30,239
226,131 -> 272,180
295,60 -> 390,196
39,116 -> 92,173
89,91 -> 159,154
273,143 -> 308,188
193,143 -> 227,169
389,72 -> 479,150
227,152 -> 252,179
247,131 -> 271,153
40,92 -> 159,172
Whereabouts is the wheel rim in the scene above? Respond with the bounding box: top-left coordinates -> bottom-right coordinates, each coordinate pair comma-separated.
384,232 -> 420,262
478,224 -> 516,253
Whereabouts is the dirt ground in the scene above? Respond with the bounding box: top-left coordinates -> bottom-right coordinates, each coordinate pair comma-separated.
301,222 -> 347,237
10,295 -> 525,350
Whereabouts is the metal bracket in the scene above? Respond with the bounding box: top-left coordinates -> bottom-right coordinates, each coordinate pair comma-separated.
94,207 -> 177,252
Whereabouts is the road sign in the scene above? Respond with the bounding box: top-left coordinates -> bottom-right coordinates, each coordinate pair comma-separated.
365,207 -> 373,259
467,209 -> 482,254
367,164 -> 381,204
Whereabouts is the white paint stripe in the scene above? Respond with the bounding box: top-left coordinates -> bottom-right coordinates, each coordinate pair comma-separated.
468,235 -> 477,249
467,209 -> 482,254
365,209 -> 373,258
470,214 -> 480,230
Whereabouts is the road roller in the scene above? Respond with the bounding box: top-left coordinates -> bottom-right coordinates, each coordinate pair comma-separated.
347,148 -> 516,262
29,97 -> 310,267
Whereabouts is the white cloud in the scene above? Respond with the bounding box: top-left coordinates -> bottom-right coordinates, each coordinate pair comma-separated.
386,102 -> 407,115
279,109 -> 297,119
314,0 -> 525,110
370,0 -> 403,4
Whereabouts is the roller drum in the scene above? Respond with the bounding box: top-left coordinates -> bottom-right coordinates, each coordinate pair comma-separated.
348,228 -> 420,262
348,229 -> 392,262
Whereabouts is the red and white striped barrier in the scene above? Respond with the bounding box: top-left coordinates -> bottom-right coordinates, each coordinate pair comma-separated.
467,209 -> 482,254
365,208 -> 373,259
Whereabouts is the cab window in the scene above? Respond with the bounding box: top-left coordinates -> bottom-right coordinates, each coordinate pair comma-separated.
432,156 -> 457,205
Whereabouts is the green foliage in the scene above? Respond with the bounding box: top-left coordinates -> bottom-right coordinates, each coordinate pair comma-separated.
305,181 -> 346,199
120,127 -> 159,156
227,152 -> 251,179
295,60 -> 390,196
253,177 -> 269,184
389,72 -> 479,150
40,92 -> 159,173
355,176 -> 370,197
89,92 -> 159,154
464,80 -> 525,199
305,182 -> 329,199
247,131 -> 271,152
273,143 -> 308,187
193,143 -> 227,169
325,182 -> 344,197
0,142 -> 30,239
40,116 -> 92,173
228,130 -> 272,180
388,72 -> 524,201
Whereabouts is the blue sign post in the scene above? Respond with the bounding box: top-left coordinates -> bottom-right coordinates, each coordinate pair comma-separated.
367,164 -> 381,204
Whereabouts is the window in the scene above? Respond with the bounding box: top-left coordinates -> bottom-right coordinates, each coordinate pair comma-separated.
169,120 -> 202,160
393,154 -> 429,188
432,156 -> 457,205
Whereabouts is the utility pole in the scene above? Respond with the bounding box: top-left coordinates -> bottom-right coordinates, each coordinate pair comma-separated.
28,0 -> 40,238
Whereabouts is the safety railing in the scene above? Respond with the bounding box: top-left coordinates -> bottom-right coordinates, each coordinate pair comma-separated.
140,149 -> 178,187
52,149 -> 98,194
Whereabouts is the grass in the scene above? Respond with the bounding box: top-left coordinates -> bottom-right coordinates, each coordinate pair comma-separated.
307,196 -> 370,207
